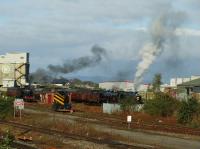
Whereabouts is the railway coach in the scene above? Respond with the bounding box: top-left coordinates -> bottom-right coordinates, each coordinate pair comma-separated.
54,89 -> 143,104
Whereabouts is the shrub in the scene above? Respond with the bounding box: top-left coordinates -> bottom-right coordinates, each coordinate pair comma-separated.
143,93 -> 178,117
0,96 -> 14,119
120,96 -> 137,112
0,130 -> 14,149
190,115 -> 200,128
177,98 -> 200,124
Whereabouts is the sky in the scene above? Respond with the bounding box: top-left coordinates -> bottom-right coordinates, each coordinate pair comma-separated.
0,0 -> 200,83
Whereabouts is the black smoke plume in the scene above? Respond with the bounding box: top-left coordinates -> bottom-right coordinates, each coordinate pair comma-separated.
48,45 -> 107,74
30,45 -> 107,83
30,68 -> 53,84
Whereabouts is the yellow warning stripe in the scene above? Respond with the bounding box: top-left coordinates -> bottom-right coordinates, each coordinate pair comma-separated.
56,93 -> 64,100
54,93 -> 65,105
54,94 -> 64,102
54,98 -> 64,105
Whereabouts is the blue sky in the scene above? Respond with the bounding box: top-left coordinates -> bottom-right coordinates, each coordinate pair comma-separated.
0,0 -> 200,83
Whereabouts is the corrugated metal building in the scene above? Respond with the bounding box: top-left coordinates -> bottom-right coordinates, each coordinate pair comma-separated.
170,76 -> 200,87
177,78 -> 200,101
0,52 -> 29,87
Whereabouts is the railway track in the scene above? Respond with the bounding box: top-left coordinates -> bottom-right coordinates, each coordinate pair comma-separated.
24,107 -> 200,136
73,112 -> 200,136
133,122 -> 200,135
0,138 -> 37,149
0,120 -> 149,149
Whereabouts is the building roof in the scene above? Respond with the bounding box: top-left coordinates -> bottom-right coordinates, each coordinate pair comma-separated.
177,78 -> 200,87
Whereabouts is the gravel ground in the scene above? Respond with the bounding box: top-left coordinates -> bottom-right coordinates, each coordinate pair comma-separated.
24,108 -> 200,149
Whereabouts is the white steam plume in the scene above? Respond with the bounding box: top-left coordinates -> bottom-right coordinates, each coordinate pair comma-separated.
134,11 -> 186,90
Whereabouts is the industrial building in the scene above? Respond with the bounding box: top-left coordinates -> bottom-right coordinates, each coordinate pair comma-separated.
0,52 -> 29,88
99,81 -> 134,92
99,81 -> 150,92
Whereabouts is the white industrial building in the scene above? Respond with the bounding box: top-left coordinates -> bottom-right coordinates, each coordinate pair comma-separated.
170,76 -> 200,87
99,81 -> 150,92
0,52 -> 29,88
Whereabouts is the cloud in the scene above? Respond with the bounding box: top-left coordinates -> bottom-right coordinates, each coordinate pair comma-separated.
175,28 -> 200,36
0,0 -> 199,81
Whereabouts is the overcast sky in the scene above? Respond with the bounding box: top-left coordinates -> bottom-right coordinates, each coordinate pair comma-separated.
0,0 -> 200,82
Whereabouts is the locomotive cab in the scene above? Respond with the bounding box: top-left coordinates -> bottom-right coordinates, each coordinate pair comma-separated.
53,90 -> 72,112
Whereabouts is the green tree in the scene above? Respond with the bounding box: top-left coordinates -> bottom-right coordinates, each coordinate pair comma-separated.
152,73 -> 162,92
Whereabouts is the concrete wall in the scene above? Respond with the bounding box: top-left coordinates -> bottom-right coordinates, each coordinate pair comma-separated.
103,103 -> 121,114
0,52 -> 29,87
